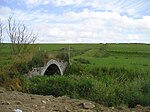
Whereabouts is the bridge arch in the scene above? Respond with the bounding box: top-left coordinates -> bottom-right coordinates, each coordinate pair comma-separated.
41,59 -> 63,76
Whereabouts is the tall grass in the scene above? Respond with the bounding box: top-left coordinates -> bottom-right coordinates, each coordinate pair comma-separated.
28,63 -> 150,107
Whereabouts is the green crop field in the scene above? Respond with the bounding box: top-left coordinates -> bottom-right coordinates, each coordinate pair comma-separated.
0,43 -> 150,107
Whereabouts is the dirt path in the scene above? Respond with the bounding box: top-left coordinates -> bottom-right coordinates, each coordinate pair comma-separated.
0,88 -> 150,112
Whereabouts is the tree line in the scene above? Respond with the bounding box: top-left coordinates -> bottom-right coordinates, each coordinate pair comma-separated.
0,16 -> 37,54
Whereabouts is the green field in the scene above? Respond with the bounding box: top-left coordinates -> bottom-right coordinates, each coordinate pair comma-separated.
0,43 -> 150,107
36,43 -> 150,73
1,43 -> 150,72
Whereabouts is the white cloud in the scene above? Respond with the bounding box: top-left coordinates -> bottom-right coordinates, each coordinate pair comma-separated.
51,0 -> 85,6
25,0 -> 50,6
0,6 -> 150,43
26,0 -> 39,4
0,6 -> 12,20
34,10 -> 150,43
0,6 -> 12,14
51,0 -> 150,19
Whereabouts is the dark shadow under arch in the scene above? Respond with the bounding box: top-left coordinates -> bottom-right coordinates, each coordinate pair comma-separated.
44,64 -> 61,76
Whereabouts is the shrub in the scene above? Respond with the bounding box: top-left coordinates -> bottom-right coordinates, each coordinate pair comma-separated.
75,78 -> 95,99
15,62 -> 29,74
74,58 -> 90,64
0,71 -> 29,92
28,76 -> 75,96
64,63 -> 88,75
28,76 -> 96,99
0,71 -> 10,86
27,66 -> 150,107
28,51 -> 48,68
56,52 -> 69,62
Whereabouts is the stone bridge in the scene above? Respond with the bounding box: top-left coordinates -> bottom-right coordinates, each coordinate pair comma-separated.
29,59 -> 68,77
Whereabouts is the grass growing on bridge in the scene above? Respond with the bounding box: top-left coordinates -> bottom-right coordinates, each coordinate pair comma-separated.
0,43 -> 150,107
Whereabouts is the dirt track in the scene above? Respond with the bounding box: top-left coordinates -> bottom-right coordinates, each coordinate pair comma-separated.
0,88 -> 150,112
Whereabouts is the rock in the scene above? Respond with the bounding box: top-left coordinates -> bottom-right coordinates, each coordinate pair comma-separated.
48,95 -> 55,101
52,108 -> 60,111
45,98 -> 50,101
1,101 -> 10,105
18,92 -> 24,95
49,95 -> 55,99
64,106 -> 72,112
8,107 -> 12,110
41,106 -> 45,109
146,107 -> 150,110
30,95 -> 35,100
13,109 -> 22,112
14,101 -> 23,105
41,100 -> 46,104
135,104 -> 143,109
111,106 -> 115,109
83,102 -> 95,109
33,104 -> 37,108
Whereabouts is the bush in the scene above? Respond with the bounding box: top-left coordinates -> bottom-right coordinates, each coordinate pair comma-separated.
64,63 -> 88,75
75,78 -> 95,99
0,71 -> 10,86
28,76 -> 75,96
74,58 -> 90,64
27,66 -> 150,107
28,76 -> 95,99
56,52 -> 69,62
15,62 -> 29,74
0,71 -> 29,92
28,51 -> 48,68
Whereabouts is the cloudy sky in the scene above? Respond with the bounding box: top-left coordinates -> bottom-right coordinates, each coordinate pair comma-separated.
0,0 -> 150,43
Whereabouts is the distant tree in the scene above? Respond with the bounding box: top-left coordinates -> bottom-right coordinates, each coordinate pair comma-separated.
6,16 -> 37,54
0,20 -> 4,50
0,21 -> 2,43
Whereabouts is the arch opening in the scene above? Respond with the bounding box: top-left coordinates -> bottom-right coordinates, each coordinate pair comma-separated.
44,64 -> 61,76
